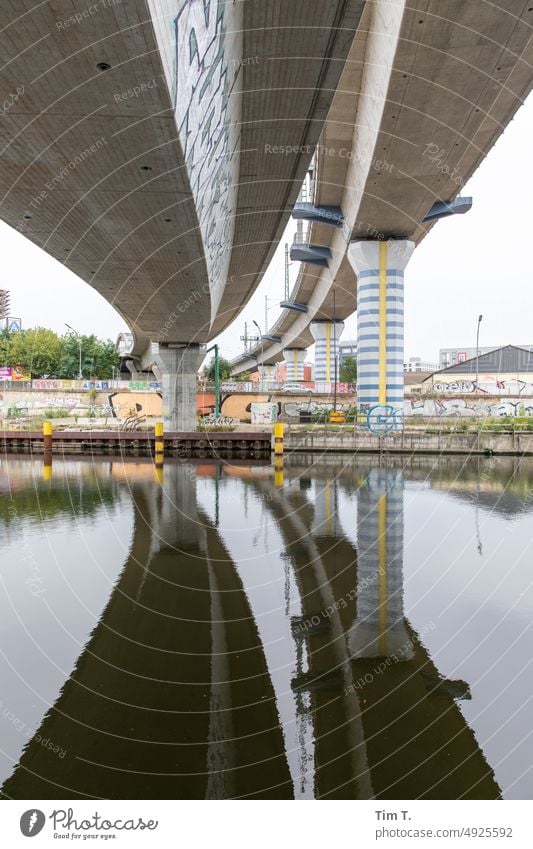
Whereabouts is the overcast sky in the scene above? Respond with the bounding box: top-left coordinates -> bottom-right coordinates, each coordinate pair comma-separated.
2,92 -> 532,365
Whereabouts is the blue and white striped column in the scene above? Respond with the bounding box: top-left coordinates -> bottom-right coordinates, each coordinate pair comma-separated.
259,364 -> 276,384
310,320 -> 344,383
347,240 -> 414,428
348,469 -> 413,660
283,348 -> 306,382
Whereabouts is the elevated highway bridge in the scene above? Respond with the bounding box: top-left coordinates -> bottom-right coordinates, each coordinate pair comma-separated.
1,1 -> 532,428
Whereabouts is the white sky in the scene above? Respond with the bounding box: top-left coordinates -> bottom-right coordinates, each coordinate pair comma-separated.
2,92 -> 532,364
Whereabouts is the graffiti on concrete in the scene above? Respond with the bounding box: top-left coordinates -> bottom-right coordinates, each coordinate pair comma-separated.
406,397 -> 533,418
430,378 -> 533,395
366,405 -> 402,433
283,401 -> 352,419
173,0 -> 241,307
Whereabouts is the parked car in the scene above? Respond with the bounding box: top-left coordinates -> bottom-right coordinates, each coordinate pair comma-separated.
283,383 -> 314,393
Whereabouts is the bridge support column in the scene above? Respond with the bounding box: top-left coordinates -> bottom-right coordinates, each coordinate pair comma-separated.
260,364 -> 277,384
283,348 -> 306,382
348,469 -> 413,659
151,343 -> 204,432
348,240 -> 414,428
310,321 -> 344,383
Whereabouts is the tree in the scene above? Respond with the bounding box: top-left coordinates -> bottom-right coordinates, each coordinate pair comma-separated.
57,334 -> 119,379
203,355 -> 233,381
340,356 -> 357,383
5,327 -> 61,376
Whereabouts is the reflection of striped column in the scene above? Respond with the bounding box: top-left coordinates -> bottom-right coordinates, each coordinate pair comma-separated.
348,469 -> 412,659
310,321 -> 344,382
347,240 -> 414,426
311,479 -> 341,537
283,348 -> 306,382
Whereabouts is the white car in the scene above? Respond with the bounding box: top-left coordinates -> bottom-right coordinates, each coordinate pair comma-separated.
283,383 -> 314,393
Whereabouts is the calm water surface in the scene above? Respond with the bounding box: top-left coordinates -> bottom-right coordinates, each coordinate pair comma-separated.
1,454 -> 532,799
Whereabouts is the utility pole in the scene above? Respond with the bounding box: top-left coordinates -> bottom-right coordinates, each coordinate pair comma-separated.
333,289 -> 338,412
253,320 -> 264,392
285,244 -> 289,300
240,323 -> 259,353
475,314 -> 483,392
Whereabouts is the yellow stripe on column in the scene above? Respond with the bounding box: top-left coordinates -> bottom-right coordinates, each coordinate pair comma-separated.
293,350 -> 298,379
378,493 -> 388,656
379,240 -> 388,405
325,323 -> 331,382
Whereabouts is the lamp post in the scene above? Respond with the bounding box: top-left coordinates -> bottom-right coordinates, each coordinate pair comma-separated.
253,320 -> 264,392
333,288 -> 338,412
206,343 -> 220,417
65,323 -> 82,380
475,314 -> 483,392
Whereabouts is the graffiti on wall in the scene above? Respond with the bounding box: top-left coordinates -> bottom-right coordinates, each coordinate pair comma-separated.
173,0 -> 241,307
430,378 -> 533,395
407,397 -> 533,418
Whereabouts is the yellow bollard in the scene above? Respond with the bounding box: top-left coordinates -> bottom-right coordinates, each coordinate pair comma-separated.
43,421 -> 53,479
155,421 -> 164,456
43,421 -> 53,452
273,422 -> 284,456
274,456 -> 284,488
43,456 -> 53,481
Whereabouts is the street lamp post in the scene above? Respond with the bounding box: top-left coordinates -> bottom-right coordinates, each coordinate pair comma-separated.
65,323 -> 83,380
252,320 -> 264,392
206,343 -> 220,417
475,314 -> 483,392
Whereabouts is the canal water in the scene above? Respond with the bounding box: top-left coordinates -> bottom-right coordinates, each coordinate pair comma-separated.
0,454 -> 532,800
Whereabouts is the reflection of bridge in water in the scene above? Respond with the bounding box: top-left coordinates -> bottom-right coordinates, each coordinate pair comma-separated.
1,457 -> 504,799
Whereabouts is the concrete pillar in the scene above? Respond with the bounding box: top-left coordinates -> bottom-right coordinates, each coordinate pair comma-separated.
347,239 -> 414,428
310,321 -> 344,382
259,364 -> 276,384
348,469 -> 413,660
125,359 -> 140,380
151,342 -> 204,432
283,348 -> 306,382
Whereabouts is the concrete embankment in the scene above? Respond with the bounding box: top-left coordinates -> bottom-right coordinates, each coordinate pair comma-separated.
285,429 -> 533,456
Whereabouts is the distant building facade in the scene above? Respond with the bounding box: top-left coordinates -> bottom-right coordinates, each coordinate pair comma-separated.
439,344 -> 533,369
338,339 -> 357,366
404,356 -> 439,372
425,345 -> 533,395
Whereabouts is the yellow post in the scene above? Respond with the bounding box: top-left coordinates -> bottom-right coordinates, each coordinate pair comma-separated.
43,421 -> 53,479
274,456 -> 284,488
155,421 -> 164,455
43,421 -> 53,452
274,422 -> 284,456
154,421 -> 164,476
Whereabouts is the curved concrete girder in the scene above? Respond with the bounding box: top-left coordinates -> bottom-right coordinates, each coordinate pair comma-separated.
0,0 -> 366,365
